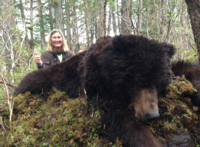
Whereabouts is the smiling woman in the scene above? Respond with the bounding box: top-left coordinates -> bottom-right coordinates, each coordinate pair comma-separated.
34,29 -> 74,69
51,32 -> 63,48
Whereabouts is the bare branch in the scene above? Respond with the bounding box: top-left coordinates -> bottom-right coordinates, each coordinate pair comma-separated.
0,122 -> 8,136
0,72 -> 14,126
0,80 -> 17,88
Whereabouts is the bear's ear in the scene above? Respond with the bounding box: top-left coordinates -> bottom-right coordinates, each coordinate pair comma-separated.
112,34 -> 127,52
164,43 -> 176,58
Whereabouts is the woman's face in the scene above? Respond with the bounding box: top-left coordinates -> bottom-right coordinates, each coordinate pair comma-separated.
51,32 -> 63,48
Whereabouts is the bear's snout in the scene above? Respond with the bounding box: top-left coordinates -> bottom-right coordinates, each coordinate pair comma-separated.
133,87 -> 160,122
145,111 -> 160,120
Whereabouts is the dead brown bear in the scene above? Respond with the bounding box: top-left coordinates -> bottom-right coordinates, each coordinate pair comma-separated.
15,34 -> 176,147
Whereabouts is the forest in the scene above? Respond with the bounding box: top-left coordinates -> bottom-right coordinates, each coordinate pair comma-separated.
1,0 -> 200,146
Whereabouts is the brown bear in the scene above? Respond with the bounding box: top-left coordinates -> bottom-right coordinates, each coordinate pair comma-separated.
15,34 -> 176,147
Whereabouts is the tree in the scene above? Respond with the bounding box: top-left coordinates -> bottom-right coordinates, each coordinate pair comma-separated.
19,0 -> 32,61
159,0 -> 164,41
48,0 -> 54,31
37,0 -> 46,48
185,0 -> 200,62
0,0 -> 17,78
111,0 -> 117,35
54,0 -> 64,33
29,0 -> 34,50
64,0 -> 72,49
96,1 -> 105,37
137,0 -> 143,35
121,0 -> 131,34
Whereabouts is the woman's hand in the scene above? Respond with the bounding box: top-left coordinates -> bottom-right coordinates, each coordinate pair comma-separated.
34,52 -> 41,64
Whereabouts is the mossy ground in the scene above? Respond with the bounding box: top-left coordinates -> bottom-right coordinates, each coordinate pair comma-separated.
0,88 -> 122,147
148,75 -> 200,146
1,75 -> 200,146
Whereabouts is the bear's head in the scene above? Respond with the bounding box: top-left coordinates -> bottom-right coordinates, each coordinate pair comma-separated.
84,34 -> 176,122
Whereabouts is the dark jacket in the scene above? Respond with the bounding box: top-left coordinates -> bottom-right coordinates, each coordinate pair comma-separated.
37,50 -> 74,68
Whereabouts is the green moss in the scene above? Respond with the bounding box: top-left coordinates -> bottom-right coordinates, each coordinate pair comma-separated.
149,75 -> 200,145
0,88 -> 122,147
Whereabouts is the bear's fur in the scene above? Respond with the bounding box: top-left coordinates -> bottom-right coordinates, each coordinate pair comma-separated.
15,51 -> 86,99
15,34 -> 176,147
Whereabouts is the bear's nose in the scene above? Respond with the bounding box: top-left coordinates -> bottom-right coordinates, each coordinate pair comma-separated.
145,111 -> 160,120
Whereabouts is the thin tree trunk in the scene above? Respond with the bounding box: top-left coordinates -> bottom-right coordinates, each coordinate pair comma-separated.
54,0 -> 64,33
90,24 -> 94,45
117,0 -> 121,33
159,0 -> 164,41
104,0 -> 107,36
137,0 -> 143,35
94,17 -> 98,39
84,2 -> 90,47
121,0 -> 130,34
97,1 -> 104,37
20,0 -> 25,22
107,7 -> 112,35
146,7 -> 150,38
112,0 -> 117,35
48,0 -> 53,31
71,2 -> 78,52
19,0 -> 31,60
65,0 -> 72,50
185,0 -> 200,62
164,0 -> 172,42
75,7 -> 79,52
29,0 -> 34,50
37,0 -> 46,48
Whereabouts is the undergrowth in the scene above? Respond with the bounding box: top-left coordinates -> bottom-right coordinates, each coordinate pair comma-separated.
148,75 -> 200,146
1,75 -> 200,146
0,88 -> 122,147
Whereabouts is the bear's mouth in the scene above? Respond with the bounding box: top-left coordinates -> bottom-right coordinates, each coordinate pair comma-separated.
145,111 -> 160,120
135,111 -> 160,122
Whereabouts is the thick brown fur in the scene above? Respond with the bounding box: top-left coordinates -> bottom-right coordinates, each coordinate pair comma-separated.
15,34 -> 177,147
14,51 -> 86,99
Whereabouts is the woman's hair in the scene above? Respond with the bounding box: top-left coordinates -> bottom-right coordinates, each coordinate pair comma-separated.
46,29 -> 69,51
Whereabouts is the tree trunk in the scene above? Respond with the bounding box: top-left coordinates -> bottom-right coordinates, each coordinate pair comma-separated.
107,8 -> 112,35
19,0 -> 31,61
37,0 -> 46,48
111,0 -> 117,35
121,0 -> 130,34
104,0 -> 107,36
185,0 -> 200,62
84,1 -> 90,47
75,7 -> 79,52
146,6 -> 150,38
65,0 -> 72,50
29,0 -> 34,50
117,0 -> 121,33
137,0 -> 143,35
54,0 -> 64,33
97,1 -> 104,38
20,0 -> 25,22
159,0 -> 164,41
164,0 -> 172,42
48,0 -> 53,31
70,2 -> 79,52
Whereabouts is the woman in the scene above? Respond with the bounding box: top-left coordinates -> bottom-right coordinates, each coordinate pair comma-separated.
34,29 -> 74,68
